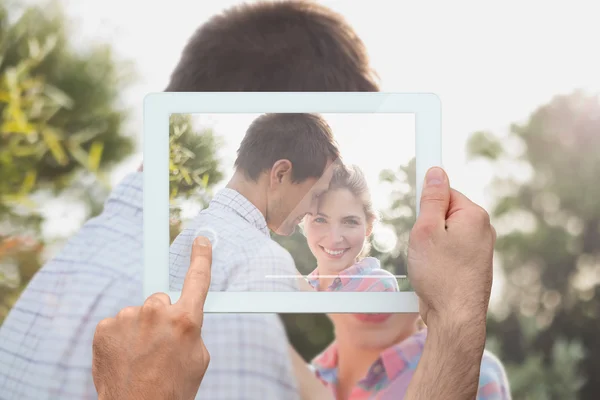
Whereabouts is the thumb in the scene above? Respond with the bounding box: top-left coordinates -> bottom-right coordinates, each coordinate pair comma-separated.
417,167 -> 451,232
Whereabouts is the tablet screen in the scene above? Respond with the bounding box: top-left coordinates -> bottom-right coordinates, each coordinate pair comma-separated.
168,112 -> 415,294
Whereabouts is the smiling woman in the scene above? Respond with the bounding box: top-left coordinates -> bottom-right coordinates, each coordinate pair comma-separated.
304,165 -> 380,289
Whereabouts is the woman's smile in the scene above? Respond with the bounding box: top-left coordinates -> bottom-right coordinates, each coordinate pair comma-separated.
319,245 -> 350,259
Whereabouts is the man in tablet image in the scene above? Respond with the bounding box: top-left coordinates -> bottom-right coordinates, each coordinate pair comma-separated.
0,1 -> 508,400
169,112 -> 342,293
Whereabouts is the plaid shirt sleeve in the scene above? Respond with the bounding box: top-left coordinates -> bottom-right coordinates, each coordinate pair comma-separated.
0,172 -> 145,400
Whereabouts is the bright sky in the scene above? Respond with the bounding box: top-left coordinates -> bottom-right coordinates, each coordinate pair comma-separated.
26,0 -> 600,306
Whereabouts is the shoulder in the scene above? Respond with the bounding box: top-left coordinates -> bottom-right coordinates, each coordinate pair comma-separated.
227,238 -> 299,291
477,349 -> 511,399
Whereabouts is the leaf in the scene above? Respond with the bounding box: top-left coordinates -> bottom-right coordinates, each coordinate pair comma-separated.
4,67 -> 18,90
68,126 -> 107,145
466,131 -> 504,160
180,167 -> 192,185
1,194 -> 38,209
43,83 -> 74,109
41,127 -> 68,165
11,145 -> 39,157
87,141 -> 104,172
67,142 -> 91,169
0,90 -> 10,103
28,38 -> 41,59
1,119 -> 36,135
19,170 -> 37,195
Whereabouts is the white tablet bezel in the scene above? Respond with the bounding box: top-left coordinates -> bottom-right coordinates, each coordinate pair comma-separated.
144,92 -> 441,313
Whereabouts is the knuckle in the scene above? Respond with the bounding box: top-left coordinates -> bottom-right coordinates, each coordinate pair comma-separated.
95,318 -> 113,336
142,295 -> 167,315
116,306 -> 138,321
93,318 -> 115,354
411,220 -> 437,242
471,205 -> 491,225
172,311 -> 199,335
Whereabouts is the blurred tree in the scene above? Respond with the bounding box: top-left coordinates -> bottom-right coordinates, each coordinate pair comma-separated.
487,315 -> 586,399
371,157 -> 416,291
169,114 -> 222,203
0,0 -> 135,323
468,90 -> 600,399
168,113 -> 223,243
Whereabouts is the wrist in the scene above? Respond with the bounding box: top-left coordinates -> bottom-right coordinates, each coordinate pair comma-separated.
426,311 -> 487,356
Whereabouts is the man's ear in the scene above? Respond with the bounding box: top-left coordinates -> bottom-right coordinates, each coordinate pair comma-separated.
270,159 -> 293,187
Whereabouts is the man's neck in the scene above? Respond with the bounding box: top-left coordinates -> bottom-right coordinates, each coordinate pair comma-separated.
226,172 -> 268,218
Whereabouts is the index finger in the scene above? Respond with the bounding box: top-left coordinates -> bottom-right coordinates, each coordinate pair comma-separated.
178,236 -> 212,321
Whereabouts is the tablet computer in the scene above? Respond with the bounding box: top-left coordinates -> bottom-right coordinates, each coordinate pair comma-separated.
144,92 -> 441,313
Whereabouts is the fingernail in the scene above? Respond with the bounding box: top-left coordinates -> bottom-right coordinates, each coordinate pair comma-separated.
194,236 -> 210,247
426,167 -> 445,186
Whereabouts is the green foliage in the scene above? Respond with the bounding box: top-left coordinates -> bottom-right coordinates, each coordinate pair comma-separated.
487,316 -> 585,400
168,114 -> 224,243
469,90 -> 600,399
467,130 -> 504,161
371,157 -> 416,291
0,0 -> 134,214
0,0 -> 135,324
169,114 -> 223,204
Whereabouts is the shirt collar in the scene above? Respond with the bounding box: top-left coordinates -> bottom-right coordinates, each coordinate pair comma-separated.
312,328 -> 428,389
307,257 -> 397,292
209,188 -> 270,237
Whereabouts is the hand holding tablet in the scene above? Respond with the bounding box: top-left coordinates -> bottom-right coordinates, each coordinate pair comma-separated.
92,237 -> 213,400
408,167 -> 496,328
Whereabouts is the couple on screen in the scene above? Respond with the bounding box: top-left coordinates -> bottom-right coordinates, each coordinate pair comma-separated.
169,113 -> 508,399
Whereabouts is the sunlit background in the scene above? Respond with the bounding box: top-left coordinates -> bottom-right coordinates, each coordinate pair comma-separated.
2,0 -> 600,398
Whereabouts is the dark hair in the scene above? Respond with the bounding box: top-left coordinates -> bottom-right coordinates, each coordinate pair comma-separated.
328,164 -> 378,258
165,1 -> 379,92
234,113 -> 341,182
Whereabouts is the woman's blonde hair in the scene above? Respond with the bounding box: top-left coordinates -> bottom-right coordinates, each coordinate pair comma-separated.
327,164 -> 378,259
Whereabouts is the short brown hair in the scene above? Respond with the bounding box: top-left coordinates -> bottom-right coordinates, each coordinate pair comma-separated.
234,113 -> 340,182
165,1 -> 379,92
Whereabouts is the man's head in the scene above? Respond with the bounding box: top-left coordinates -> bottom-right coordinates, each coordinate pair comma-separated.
165,1 -> 379,235
235,113 -> 341,236
165,1 -> 379,92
